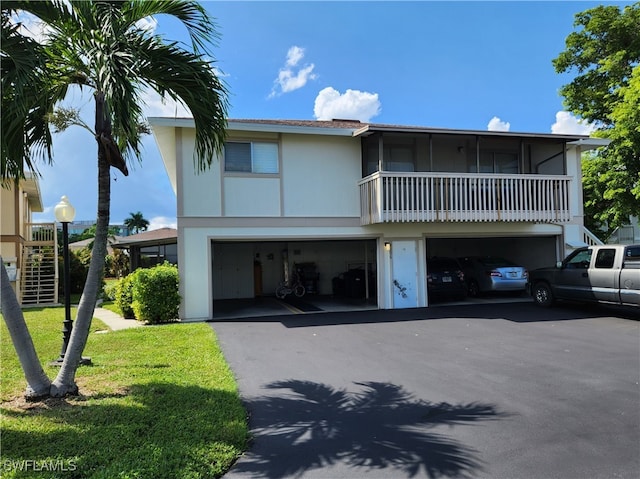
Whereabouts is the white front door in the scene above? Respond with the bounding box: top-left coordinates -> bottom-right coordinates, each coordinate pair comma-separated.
391,240 -> 419,308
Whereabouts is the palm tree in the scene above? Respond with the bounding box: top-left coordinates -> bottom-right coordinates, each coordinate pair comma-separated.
1,0 -> 227,398
124,211 -> 150,234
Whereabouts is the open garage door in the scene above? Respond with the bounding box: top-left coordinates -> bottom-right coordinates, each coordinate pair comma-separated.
212,239 -> 377,302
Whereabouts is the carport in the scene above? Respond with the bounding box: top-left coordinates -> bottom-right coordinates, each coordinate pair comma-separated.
426,235 -> 559,271
212,239 -> 378,317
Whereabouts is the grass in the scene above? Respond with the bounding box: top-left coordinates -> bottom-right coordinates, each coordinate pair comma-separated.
99,300 -> 122,316
0,307 -> 248,478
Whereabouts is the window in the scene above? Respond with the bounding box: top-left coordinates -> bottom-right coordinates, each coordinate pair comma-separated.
565,249 -> 592,269
595,249 -> 616,269
384,145 -> 415,172
224,142 -> 279,173
626,246 -> 640,260
470,152 -> 519,174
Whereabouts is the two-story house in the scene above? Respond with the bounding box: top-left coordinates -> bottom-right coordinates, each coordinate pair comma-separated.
150,118 -> 608,321
1,173 -> 58,305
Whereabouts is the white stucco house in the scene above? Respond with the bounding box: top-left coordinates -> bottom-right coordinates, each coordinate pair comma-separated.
150,118 -> 608,321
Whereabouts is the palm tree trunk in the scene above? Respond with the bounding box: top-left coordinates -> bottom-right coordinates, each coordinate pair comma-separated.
51,92 -> 111,396
1,257 -> 52,399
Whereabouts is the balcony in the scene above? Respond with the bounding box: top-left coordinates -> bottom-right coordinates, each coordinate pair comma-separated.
358,172 -> 572,225
21,222 -> 58,305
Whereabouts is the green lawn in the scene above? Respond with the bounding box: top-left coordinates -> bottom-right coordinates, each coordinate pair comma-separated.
0,307 -> 248,479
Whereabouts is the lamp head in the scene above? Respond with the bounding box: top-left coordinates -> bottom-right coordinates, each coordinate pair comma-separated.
54,195 -> 76,223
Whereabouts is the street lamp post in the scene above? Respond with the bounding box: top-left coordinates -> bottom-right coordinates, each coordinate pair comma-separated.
54,196 -> 75,363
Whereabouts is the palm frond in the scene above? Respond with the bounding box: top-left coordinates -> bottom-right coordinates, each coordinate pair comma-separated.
122,0 -> 219,54
1,9 -> 53,180
135,37 -> 228,170
2,0 -> 229,180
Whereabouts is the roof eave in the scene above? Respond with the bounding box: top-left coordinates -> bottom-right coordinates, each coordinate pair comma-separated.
147,117 -> 357,137
353,124 -> 593,141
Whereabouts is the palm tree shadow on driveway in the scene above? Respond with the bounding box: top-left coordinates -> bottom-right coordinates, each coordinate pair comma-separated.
231,380 -> 510,478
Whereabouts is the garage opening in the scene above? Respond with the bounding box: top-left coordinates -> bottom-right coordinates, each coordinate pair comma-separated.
212,239 -> 378,316
425,235 -> 558,303
425,236 -> 558,270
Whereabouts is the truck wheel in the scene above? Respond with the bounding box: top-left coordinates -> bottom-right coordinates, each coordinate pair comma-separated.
533,282 -> 554,307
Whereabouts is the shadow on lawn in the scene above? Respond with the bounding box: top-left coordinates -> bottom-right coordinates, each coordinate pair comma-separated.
1,382 -> 247,479
233,380 -> 509,478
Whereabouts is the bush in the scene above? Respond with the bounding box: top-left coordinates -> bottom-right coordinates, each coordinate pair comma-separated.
131,263 -> 180,324
102,279 -> 119,301
106,248 -> 130,278
114,274 -> 136,319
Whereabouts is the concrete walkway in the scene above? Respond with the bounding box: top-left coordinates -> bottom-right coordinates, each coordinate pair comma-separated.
93,307 -> 142,330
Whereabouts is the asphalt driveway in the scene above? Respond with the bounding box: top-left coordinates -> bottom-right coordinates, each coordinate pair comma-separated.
211,302 -> 640,479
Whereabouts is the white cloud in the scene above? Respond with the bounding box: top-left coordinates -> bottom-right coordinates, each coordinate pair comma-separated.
135,16 -> 158,33
551,111 -> 596,135
313,87 -> 381,122
12,11 -> 50,43
142,64 -> 228,118
286,46 -> 305,67
148,216 -> 177,231
270,46 -> 317,97
143,89 -> 192,118
487,116 -> 511,132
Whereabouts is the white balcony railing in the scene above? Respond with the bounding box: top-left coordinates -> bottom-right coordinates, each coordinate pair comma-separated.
358,172 -> 572,225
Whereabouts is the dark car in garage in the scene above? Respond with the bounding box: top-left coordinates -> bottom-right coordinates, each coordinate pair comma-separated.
458,256 -> 528,297
427,257 -> 467,301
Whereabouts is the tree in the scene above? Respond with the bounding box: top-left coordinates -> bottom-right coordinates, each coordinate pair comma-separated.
1,0 -> 228,398
553,3 -> 640,238
124,211 -> 150,234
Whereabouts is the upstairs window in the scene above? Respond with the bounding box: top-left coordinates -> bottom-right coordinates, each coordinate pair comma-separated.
364,143 -> 415,174
224,142 -> 279,174
469,152 -> 519,174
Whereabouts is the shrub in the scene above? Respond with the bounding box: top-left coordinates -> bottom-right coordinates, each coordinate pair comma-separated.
131,262 -> 180,324
102,278 -> 119,301
114,273 -> 136,319
106,248 -> 130,279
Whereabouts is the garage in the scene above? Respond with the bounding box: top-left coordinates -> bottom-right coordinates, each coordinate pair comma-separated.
425,235 -> 559,271
424,235 -> 558,301
212,239 -> 378,305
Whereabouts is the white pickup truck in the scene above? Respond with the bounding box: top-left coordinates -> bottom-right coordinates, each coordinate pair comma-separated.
529,244 -> 640,308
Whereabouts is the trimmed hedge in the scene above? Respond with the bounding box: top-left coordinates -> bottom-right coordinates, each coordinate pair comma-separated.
114,273 -> 137,319
131,262 -> 180,324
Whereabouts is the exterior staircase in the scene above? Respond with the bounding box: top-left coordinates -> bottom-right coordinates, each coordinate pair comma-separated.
20,223 -> 58,305
583,227 -> 604,246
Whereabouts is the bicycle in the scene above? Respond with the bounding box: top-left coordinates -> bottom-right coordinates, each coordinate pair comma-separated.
275,273 -> 306,299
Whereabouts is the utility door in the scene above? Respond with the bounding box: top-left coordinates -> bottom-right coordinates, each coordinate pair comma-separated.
391,240 -> 419,308
212,242 -> 254,299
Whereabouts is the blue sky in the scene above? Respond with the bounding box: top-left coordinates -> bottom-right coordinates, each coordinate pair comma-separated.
30,0 -> 629,229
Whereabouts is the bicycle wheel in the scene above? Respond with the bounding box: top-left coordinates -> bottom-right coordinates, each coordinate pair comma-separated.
293,284 -> 306,297
275,285 -> 288,299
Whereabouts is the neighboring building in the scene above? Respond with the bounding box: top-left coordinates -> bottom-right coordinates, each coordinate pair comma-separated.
150,118 -> 609,321
1,173 -> 58,305
607,216 -> 640,245
62,220 -> 132,238
69,235 -> 124,254
112,228 -> 177,271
